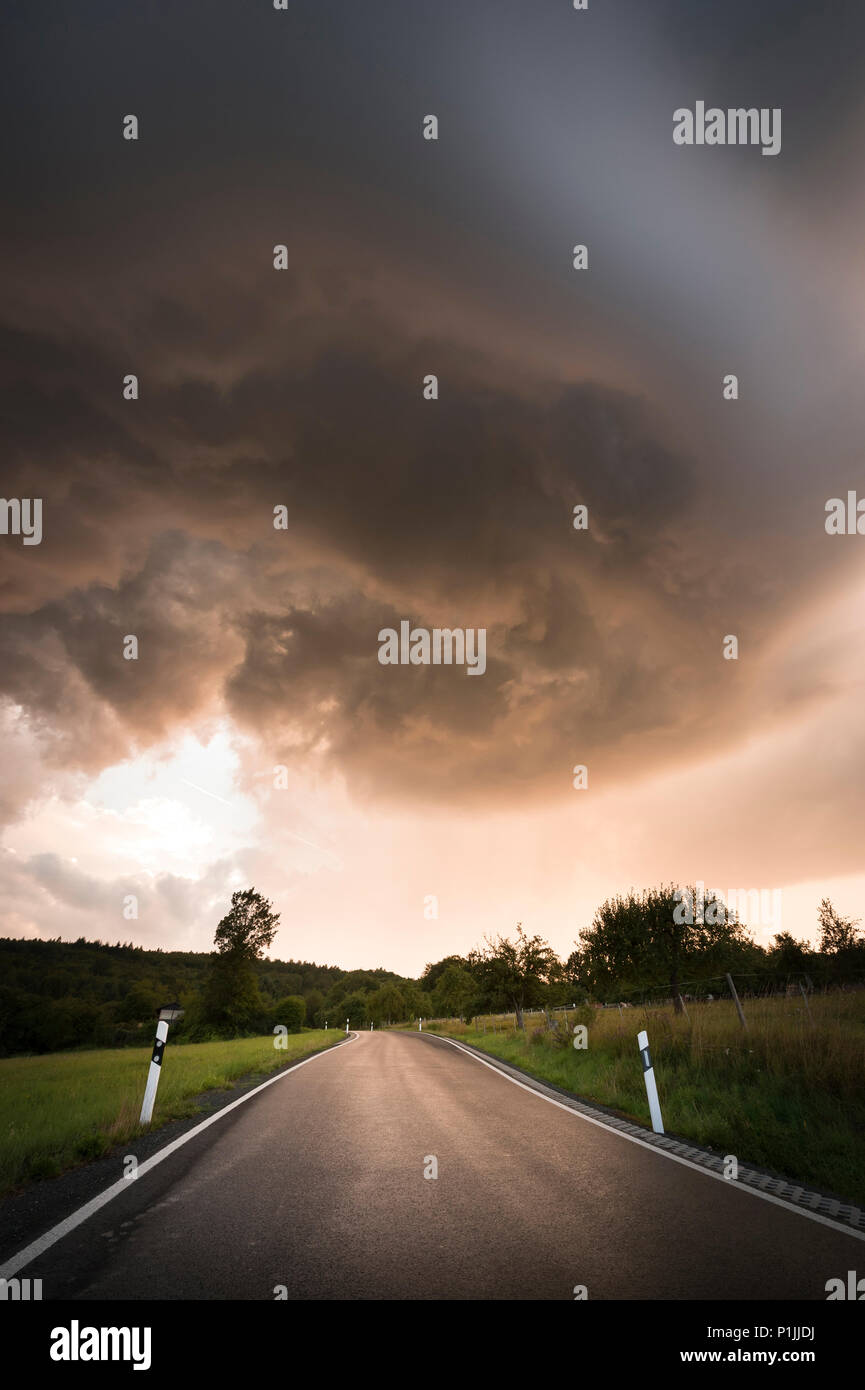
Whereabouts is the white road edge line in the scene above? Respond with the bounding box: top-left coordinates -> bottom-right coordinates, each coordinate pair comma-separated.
0,1033 -> 360,1281
432,1034 -> 865,1244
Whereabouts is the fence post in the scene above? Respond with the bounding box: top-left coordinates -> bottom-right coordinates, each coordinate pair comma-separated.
726,973 -> 747,1029
637,1029 -> 664,1134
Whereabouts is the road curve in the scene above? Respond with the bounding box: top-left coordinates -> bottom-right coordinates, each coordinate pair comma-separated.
18,1030 -> 863,1300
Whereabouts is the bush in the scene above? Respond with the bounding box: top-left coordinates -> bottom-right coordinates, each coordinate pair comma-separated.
271,996 -> 306,1034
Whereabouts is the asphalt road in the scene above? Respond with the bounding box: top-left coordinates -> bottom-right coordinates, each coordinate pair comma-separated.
13,1031 -> 864,1300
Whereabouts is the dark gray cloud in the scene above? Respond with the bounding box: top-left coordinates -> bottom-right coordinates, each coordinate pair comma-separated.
0,279 -> 800,813
1,0 -> 863,868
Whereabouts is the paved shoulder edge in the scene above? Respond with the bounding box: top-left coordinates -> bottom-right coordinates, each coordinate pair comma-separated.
413,1030 -> 865,1237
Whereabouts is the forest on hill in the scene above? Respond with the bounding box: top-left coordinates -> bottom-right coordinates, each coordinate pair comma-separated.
0,935 -> 412,1055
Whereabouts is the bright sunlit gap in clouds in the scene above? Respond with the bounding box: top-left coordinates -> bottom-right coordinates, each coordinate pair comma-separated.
6,725 -> 258,878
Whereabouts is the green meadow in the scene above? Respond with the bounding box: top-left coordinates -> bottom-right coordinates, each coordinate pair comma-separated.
0,1030 -> 340,1197
413,992 -> 865,1207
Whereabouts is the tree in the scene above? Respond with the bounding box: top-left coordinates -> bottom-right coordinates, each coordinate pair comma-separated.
367,982 -> 406,1026
117,981 -> 160,1023
561,948 -> 591,1001
214,888 -> 280,960
768,931 -> 811,974
578,884 -> 751,1012
431,964 -> 476,1019
336,992 -> 368,1027
473,925 -> 557,1028
818,898 -> 862,954
305,989 -> 324,1027
401,982 -> 427,1020
271,996 -> 306,1033
419,955 -> 471,994
201,953 -> 263,1032
202,889 -> 280,1033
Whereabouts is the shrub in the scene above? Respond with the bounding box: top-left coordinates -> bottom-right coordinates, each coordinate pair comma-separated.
271,996 -> 306,1034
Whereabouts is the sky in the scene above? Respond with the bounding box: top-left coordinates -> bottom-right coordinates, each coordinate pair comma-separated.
2,1 -> 865,975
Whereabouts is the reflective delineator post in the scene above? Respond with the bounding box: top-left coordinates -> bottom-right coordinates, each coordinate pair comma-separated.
139,1003 -> 183,1126
345,1017 -> 349,1034
637,1029 -> 664,1134
418,1018 -> 423,1031
140,1020 -> 169,1126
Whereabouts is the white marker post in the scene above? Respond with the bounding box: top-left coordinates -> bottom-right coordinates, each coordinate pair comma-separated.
345,1017 -> 349,1034
140,1003 -> 184,1126
637,1029 -> 664,1134
418,1018 -> 423,1031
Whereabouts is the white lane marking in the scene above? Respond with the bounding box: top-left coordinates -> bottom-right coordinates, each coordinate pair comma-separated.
425,1034 -> 865,1244
0,1034 -> 359,1280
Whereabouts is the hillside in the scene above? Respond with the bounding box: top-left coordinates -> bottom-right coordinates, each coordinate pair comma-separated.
0,936 -> 413,1055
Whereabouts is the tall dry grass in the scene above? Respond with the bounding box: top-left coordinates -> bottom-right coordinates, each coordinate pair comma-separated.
417,992 -> 865,1204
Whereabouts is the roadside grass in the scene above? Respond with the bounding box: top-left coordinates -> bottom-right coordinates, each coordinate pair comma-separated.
412,994 -> 865,1207
0,1030 -> 341,1198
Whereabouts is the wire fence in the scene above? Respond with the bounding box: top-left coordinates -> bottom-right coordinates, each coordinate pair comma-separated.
413,974 -> 865,1033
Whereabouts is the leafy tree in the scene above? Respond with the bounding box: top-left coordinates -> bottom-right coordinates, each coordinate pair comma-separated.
431,964 -> 476,1019
545,954 -> 587,1006
367,983 -> 406,1025
578,884 -> 751,1012
419,955 -> 470,994
473,925 -> 557,1028
201,953 -> 263,1032
818,898 -> 862,954
401,982 -> 427,1020
561,948 -> 592,1001
305,989 -> 324,1027
203,889 -> 280,1033
117,982 -> 160,1023
337,992 -> 368,1027
271,995 -> 306,1033
767,931 -> 811,974
213,888 -> 280,960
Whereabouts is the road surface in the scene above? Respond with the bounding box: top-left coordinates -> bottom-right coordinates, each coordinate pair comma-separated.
9,1031 -> 863,1300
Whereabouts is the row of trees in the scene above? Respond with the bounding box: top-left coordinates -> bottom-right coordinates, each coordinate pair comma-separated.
2,887 -> 862,1054
203,886 -> 865,1036
417,892 -> 865,1025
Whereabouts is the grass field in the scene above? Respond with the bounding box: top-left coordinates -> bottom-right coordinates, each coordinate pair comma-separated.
411,992 -> 865,1207
0,1030 -> 341,1198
